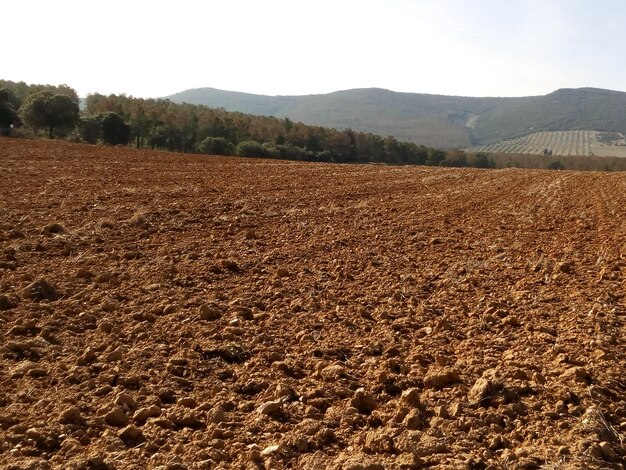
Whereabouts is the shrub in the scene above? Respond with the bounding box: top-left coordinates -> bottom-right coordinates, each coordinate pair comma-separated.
316,150 -> 334,162
100,112 -> 130,145
275,143 -> 307,160
199,137 -> 235,156
236,140 -> 264,157
469,152 -> 496,168
78,116 -> 101,144
261,143 -> 281,158
426,149 -> 446,166
439,151 -> 468,167
547,161 -> 565,170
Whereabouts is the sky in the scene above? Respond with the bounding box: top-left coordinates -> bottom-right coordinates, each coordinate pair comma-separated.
4,0 -> 626,98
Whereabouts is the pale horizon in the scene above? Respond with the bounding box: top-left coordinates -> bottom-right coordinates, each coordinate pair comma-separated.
5,0 -> 626,99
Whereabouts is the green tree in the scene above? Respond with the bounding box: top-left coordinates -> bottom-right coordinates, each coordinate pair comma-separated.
129,102 -> 150,148
149,125 -> 168,150
78,116 -> 101,144
79,90 -> 454,166
325,131 -> 352,162
440,150 -> 468,167
0,88 -> 18,133
100,112 -> 130,145
236,140 -> 264,157
469,152 -> 495,168
198,136 -> 235,155
19,91 -> 79,138
426,148 -> 446,166
384,136 -> 402,163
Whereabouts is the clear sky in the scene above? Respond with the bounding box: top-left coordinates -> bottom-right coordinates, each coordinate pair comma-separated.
4,0 -> 625,98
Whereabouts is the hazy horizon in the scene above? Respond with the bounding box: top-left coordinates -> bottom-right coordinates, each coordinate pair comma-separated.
5,0 -> 626,99
167,85 -> 624,100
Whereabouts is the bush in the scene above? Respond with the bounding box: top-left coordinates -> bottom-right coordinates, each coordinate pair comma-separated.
547,161 -> 565,170
236,140 -> 264,157
468,152 -> 496,168
439,151 -> 468,167
199,137 -> 235,156
426,149 -> 446,166
78,116 -> 101,144
261,143 -> 281,158
100,112 -> 130,145
315,150 -> 334,162
275,143 -> 307,160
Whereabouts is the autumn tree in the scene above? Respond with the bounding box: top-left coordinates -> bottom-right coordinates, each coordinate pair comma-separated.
78,91 -> 495,169
325,131 -> 352,162
129,102 -> 149,148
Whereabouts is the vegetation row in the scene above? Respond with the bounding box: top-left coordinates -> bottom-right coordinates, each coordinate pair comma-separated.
0,79 -> 495,169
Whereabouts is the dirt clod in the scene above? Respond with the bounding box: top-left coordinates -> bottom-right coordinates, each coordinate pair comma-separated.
199,303 -> 222,320
133,405 -> 161,423
118,424 -> 145,446
22,278 -> 59,302
59,406 -> 84,425
257,399 -> 283,417
467,373 -> 501,407
0,294 -> 17,310
350,389 -> 378,414
104,407 -> 130,427
400,388 -> 421,407
423,366 -> 461,390
42,222 -> 66,236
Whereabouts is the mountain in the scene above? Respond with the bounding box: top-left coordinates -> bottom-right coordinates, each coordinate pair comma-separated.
166,87 -> 626,149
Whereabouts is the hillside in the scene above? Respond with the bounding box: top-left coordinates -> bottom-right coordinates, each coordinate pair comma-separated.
167,87 -> 626,149
167,88 -> 505,149
473,88 -> 626,145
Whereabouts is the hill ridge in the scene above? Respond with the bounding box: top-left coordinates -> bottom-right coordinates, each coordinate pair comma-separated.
166,87 -> 626,149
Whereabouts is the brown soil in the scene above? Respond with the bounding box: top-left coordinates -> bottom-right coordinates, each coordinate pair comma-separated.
1,138 -> 625,470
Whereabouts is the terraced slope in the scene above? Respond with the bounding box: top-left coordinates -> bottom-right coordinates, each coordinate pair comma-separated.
471,130 -> 626,158
1,138 -> 625,469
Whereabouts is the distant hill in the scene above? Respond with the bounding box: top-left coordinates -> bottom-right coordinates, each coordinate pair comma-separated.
472,88 -> 626,145
167,88 -> 503,148
167,87 -> 626,149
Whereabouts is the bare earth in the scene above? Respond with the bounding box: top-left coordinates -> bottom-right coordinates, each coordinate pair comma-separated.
0,138 -> 625,470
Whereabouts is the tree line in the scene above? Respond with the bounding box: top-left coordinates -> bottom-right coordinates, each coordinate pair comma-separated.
0,79 -> 495,168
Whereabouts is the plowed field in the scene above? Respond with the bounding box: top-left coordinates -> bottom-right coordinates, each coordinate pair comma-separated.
1,138 -> 625,469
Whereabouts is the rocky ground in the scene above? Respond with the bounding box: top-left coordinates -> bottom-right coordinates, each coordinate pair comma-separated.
0,138 -> 624,469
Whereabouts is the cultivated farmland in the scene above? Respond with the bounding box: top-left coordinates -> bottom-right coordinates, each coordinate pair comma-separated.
471,130 -> 626,157
0,138 -> 625,469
